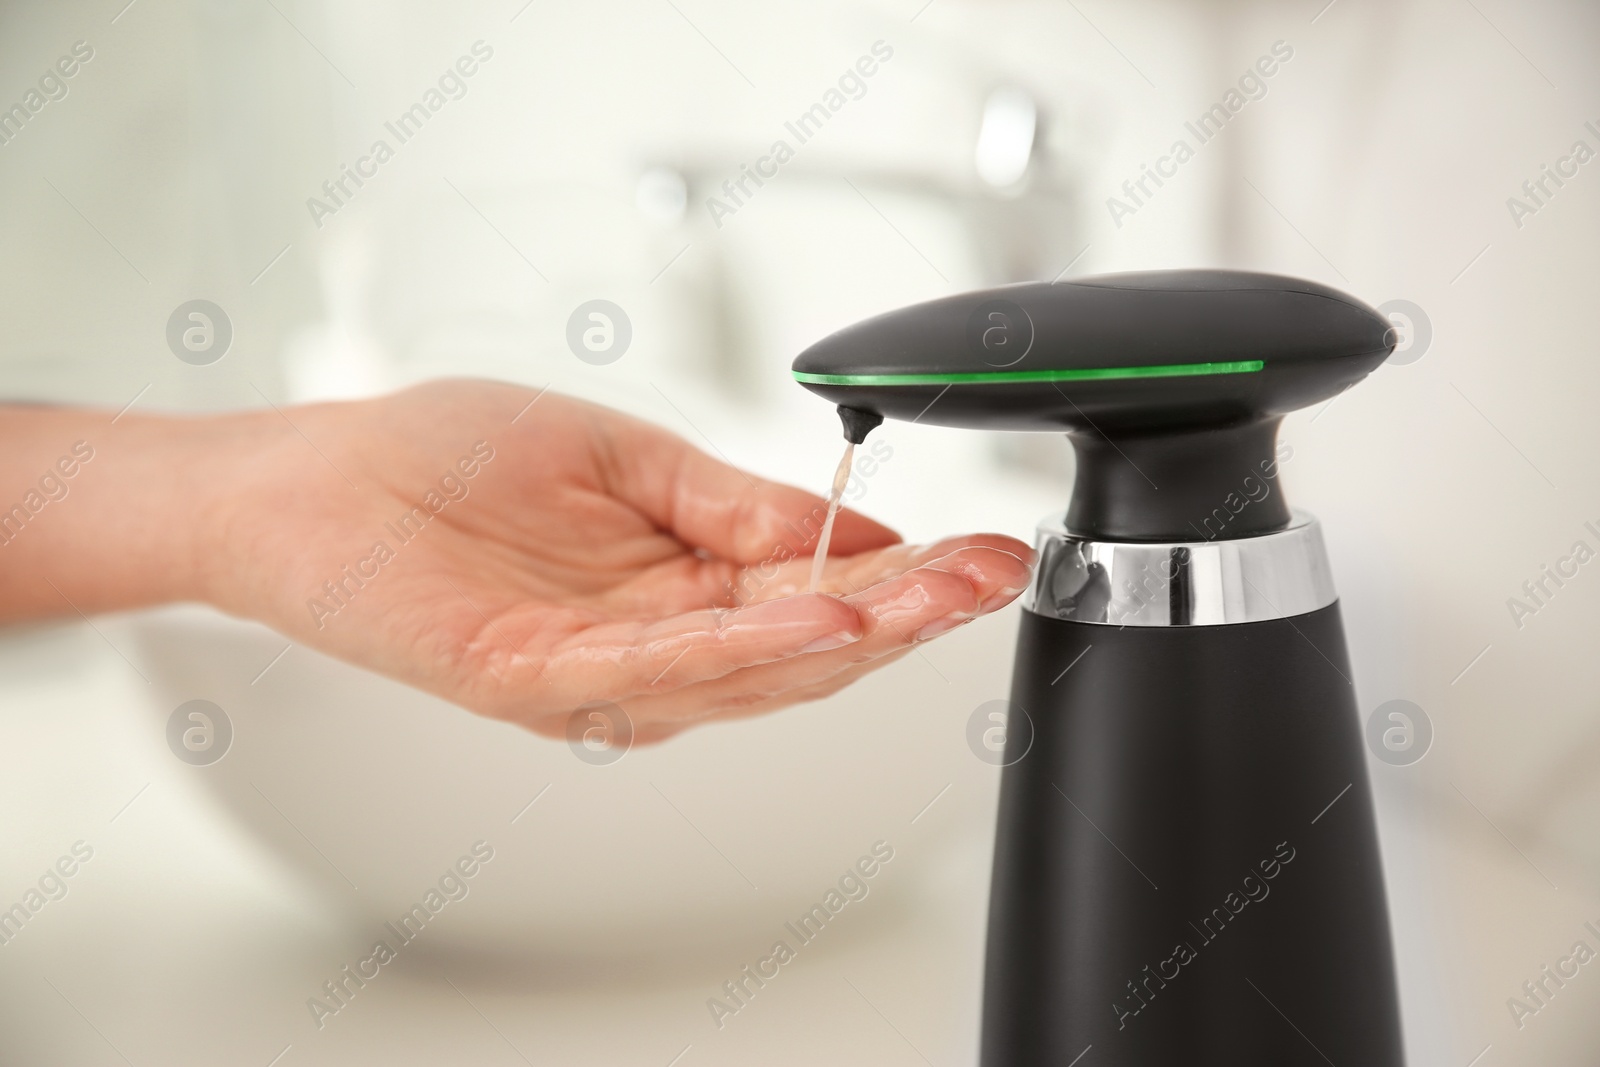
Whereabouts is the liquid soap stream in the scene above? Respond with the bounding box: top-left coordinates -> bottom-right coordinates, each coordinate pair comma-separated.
809,442 -> 855,593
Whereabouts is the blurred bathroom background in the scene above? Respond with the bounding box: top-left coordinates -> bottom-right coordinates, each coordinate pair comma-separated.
1,0 -> 1598,1063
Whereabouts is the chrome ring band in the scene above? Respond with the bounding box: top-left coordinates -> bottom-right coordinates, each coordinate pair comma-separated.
1024,509 -> 1337,627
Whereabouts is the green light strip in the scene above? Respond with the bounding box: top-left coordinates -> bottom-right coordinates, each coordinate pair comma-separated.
793,360 -> 1264,387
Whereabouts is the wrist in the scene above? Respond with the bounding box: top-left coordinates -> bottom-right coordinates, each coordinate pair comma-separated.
149,404 -> 316,618
136,409 -> 267,610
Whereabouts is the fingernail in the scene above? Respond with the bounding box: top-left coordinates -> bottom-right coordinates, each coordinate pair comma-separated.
800,630 -> 860,654
916,614 -> 974,641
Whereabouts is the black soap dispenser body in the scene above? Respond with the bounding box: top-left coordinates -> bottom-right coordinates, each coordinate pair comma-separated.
795,270 -> 1405,1065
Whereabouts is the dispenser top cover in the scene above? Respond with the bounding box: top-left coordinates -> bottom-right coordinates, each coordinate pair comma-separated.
791,269 -> 1395,435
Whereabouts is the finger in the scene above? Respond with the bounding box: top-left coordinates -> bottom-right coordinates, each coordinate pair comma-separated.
611,546 -> 1033,725
507,591 -> 865,723
729,533 -> 1035,604
602,417 -> 900,564
617,652 -> 915,742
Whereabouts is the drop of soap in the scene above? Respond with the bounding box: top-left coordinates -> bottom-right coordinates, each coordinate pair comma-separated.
809,441 -> 855,593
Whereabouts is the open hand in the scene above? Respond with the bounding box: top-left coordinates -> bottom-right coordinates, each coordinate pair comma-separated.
6,381 -> 1035,744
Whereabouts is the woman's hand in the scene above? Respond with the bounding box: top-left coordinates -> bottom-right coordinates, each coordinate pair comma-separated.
1,381 -> 1034,742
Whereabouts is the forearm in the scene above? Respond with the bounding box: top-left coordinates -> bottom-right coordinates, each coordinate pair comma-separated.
0,405 -> 244,622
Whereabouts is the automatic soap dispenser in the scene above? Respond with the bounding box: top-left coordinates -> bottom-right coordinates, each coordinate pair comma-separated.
794,270 -> 1406,1066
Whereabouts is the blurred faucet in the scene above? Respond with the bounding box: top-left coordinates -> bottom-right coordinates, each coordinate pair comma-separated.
642,81 -> 1084,397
